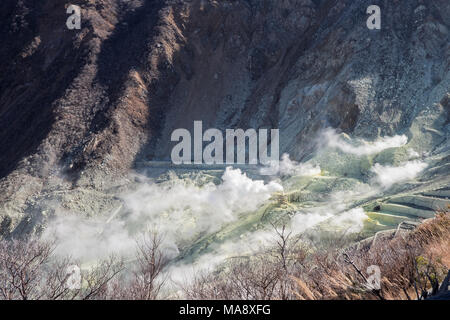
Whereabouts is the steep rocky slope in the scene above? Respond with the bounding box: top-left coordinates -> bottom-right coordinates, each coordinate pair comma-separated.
0,0 -> 449,237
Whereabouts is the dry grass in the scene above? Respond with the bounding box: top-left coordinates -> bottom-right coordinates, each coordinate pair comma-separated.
295,210 -> 450,300
296,210 -> 450,300
183,210 -> 450,300
1,212 -> 448,300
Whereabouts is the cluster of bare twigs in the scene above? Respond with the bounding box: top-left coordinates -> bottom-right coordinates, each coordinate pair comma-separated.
1,211 -> 448,300
0,233 -> 167,300
184,211 -> 450,300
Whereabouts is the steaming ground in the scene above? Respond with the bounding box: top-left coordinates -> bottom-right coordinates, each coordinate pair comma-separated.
40,128 -> 448,290
371,161 -> 428,189
45,168 -> 282,262
322,128 -> 408,156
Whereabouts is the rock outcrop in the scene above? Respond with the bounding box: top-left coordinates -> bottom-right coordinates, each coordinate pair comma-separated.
0,0 -> 449,235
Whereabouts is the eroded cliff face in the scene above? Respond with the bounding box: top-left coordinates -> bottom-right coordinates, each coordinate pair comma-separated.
150,0 -> 450,163
0,0 -> 449,235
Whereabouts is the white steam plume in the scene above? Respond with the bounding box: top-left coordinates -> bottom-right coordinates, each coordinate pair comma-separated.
260,153 -> 321,177
322,128 -> 408,156
44,167 -> 283,261
370,160 -> 428,189
169,204 -> 369,286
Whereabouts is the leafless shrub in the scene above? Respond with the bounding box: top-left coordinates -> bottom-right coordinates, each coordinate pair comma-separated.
41,256 -> 81,300
324,210 -> 450,300
1,212 -> 448,300
183,224 -> 305,300
0,231 -> 167,300
79,255 -> 124,300
114,232 -> 169,300
0,237 -> 56,300
183,211 -> 449,300
184,255 -> 295,300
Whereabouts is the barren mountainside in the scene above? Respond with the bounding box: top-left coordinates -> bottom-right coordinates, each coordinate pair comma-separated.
0,0 -> 449,240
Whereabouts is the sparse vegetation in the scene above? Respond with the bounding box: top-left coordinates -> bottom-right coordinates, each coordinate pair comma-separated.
183,210 -> 450,300
1,212 -> 448,300
0,233 -> 167,300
